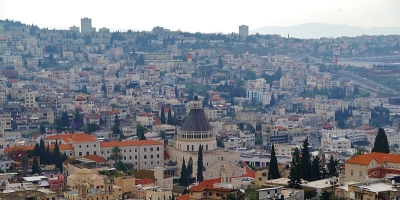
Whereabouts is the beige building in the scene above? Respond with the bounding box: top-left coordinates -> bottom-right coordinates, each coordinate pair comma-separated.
345,153 -> 400,182
64,168 -> 122,200
45,133 -> 164,170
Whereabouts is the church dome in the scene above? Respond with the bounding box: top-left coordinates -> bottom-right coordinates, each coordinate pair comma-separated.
180,95 -> 212,132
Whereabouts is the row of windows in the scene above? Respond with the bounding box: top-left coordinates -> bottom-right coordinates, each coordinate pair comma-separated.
77,145 -> 161,152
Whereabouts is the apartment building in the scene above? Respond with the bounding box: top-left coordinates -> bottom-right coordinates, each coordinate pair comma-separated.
43,134 -> 164,170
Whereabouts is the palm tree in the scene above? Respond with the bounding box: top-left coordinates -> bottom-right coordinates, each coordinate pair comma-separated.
110,146 -> 123,168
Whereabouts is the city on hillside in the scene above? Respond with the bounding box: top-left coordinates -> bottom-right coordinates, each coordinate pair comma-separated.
0,17 -> 400,200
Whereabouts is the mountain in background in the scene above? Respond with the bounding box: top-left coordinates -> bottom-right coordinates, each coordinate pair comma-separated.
251,23 -> 400,39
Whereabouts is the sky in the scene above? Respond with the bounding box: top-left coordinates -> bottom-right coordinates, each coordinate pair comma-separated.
0,0 -> 400,33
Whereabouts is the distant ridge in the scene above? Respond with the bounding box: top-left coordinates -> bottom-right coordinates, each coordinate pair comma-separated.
251,23 -> 400,39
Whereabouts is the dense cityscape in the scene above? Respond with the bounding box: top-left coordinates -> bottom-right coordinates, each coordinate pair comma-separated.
0,17 -> 400,200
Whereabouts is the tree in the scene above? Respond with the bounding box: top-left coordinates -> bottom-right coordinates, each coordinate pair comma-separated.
112,114 -> 122,137
226,193 -> 238,200
39,138 -> 46,165
288,148 -> 302,189
46,145 -> 52,164
114,84 -> 121,93
101,83 -> 107,95
137,124 -> 147,140
301,139 -> 312,181
268,145 -> 281,180
311,155 -> 322,181
352,149 -> 364,157
217,57 -> 223,69
40,124 -> 46,134
179,157 -> 189,187
33,143 -> 40,157
54,140 -> 62,171
84,123 -> 99,134
73,109 -> 83,131
21,156 -> 29,176
62,152 -> 68,161
320,191 -> 333,200
371,128 -> 390,153
167,109 -> 173,125
116,160 -> 127,171
175,86 -> 179,98
110,146 -> 123,167
216,137 -> 225,148
32,157 -> 39,174
197,145 -> 204,183
327,155 -> 338,177
160,106 -> 166,124
187,157 -> 193,180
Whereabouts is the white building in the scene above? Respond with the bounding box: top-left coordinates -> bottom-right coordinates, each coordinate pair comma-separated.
239,25 -> 249,38
81,17 -> 93,34
321,133 -> 351,151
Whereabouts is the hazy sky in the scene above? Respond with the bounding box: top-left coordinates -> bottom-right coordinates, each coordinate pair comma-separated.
0,0 -> 399,33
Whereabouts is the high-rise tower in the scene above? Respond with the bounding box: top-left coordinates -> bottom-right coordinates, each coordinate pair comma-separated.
81,17 -> 93,34
239,25 -> 249,38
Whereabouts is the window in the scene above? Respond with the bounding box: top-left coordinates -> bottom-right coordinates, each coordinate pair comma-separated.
144,148 -> 147,152
351,170 -> 353,176
87,145 -> 89,148
209,192 -> 212,196
150,148 -> 153,151
86,152 -> 89,156
79,152 -> 82,156
94,151 -> 96,155
157,147 -> 159,151
79,145 -> 81,148
359,171 -> 362,177
94,144 -> 96,147
157,154 -> 159,158
135,155 -> 137,159
144,155 -> 147,159
151,155 -> 153,159
259,177 -> 262,181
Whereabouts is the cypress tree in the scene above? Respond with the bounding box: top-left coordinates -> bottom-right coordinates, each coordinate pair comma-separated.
268,145 -> 281,180
46,145 -> 52,164
167,109 -> 173,125
311,155 -> 322,181
32,157 -> 39,174
327,155 -> 338,177
160,106 -> 166,124
39,138 -> 46,165
33,143 -> 40,157
179,157 -> 189,187
174,86 -> 179,98
197,145 -> 204,183
187,157 -> 193,180
301,139 -> 312,181
372,128 -> 390,153
288,148 -> 302,189
54,140 -> 62,171
62,152 -> 68,161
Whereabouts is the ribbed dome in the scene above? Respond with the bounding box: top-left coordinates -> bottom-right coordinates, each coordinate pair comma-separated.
180,109 -> 212,132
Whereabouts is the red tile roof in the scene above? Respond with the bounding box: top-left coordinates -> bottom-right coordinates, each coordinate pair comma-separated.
189,178 -> 221,192
6,144 -> 73,153
177,194 -> 189,200
136,177 -> 155,184
100,140 -> 163,148
83,155 -> 108,163
346,153 -> 400,165
45,134 -> 98,143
